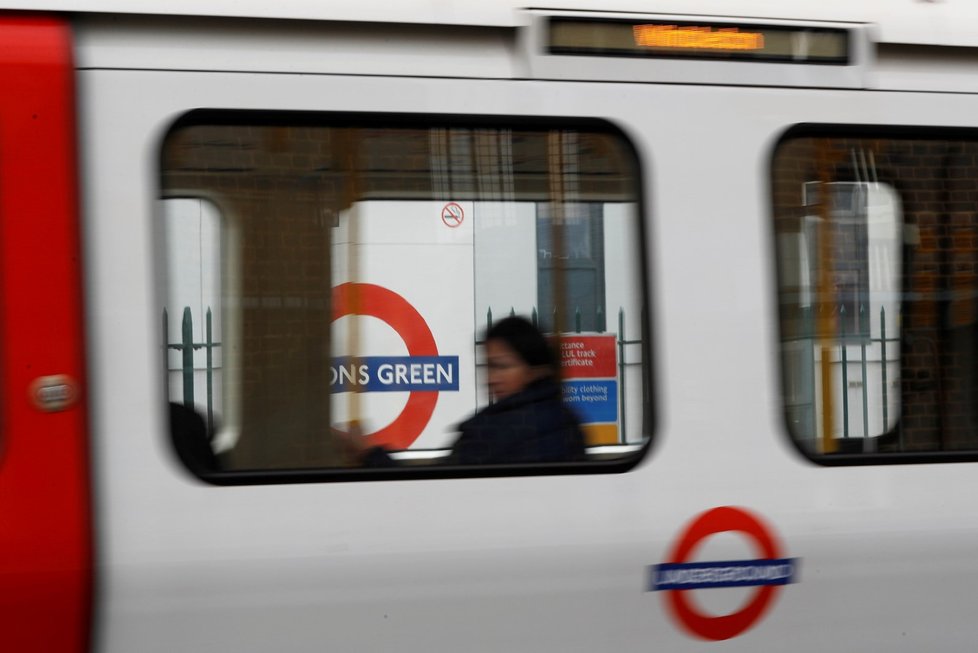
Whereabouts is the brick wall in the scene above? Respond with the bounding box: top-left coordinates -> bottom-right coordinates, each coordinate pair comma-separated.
164,125 -> 340,469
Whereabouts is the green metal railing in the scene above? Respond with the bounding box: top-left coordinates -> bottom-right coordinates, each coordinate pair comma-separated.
791,303 -> 901,448
163,306 -> 221,432
164,303 -> 642,444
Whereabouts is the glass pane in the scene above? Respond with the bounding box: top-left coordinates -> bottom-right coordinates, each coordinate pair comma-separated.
161,115 -> 647,475
774,133 -> 978,458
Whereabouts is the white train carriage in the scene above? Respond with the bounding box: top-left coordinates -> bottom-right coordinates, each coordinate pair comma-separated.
2,2 -> 978,651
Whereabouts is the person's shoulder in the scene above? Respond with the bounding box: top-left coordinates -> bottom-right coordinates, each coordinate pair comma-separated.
521,377 -> 563,402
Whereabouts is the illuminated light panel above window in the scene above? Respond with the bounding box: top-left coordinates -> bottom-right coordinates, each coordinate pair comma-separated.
547,17 -> 850,65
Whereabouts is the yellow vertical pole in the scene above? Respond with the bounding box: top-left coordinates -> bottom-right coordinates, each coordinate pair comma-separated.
815,140 -> 840,454
340,129 -> 362,427
548,131 -> 568,377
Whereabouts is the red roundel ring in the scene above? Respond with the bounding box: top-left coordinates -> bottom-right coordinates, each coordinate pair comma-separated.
331,282 -> 439,449
664,506 -> 785,641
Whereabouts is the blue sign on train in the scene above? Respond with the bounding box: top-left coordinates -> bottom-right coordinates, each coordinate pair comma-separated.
652,558 -> 797,591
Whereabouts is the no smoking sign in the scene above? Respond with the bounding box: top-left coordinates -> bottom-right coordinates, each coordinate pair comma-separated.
441,202 -> 464,228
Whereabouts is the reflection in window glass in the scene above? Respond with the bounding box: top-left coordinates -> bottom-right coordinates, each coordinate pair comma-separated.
161,115 -> 648,476
163,199 -> 223,429
773,133 -> 978,459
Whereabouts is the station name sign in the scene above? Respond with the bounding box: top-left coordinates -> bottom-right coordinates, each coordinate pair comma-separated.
547,17 -> 850,65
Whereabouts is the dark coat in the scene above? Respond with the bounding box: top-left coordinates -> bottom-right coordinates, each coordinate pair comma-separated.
449,377 -> 586,465
362,377 -> 587,467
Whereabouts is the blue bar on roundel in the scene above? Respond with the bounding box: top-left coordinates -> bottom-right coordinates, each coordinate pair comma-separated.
649,558 -> 799,591
331,356 -> 460,392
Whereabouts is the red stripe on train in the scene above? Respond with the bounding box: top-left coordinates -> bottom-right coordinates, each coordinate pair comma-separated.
0,16 -> 92,653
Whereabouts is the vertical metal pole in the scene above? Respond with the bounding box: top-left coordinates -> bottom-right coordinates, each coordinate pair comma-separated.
341,128 -> 363,427
859,305 -> 870,448
162,308 -> 169,398
548,130 -> 568,347
840,305 -> 849,438
880,307 -> 894,447
181,306 -> 194,409
206,307 -> 214,433
487,307 -> 493,329
618,308 -> 626,445
815,142 -> 841,453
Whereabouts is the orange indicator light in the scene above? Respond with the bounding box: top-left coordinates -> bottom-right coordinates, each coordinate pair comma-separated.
633,24 -> 764,51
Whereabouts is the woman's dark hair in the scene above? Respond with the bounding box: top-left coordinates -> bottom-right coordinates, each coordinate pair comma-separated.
484,316 -> 557,371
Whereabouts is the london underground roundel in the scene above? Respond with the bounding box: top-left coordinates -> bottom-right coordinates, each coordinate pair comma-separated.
649,506 -> 799,641
331,282 -> 458,450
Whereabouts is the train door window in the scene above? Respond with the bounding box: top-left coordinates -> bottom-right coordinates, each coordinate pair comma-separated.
773,129 -> 978,461
160,113 -> 649,481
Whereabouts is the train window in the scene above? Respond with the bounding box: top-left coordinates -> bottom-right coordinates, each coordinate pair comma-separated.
773,129 -> 978,462
160,113 -> 649,481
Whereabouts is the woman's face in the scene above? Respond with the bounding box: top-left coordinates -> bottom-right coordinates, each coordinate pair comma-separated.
485,338 -> 538,401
